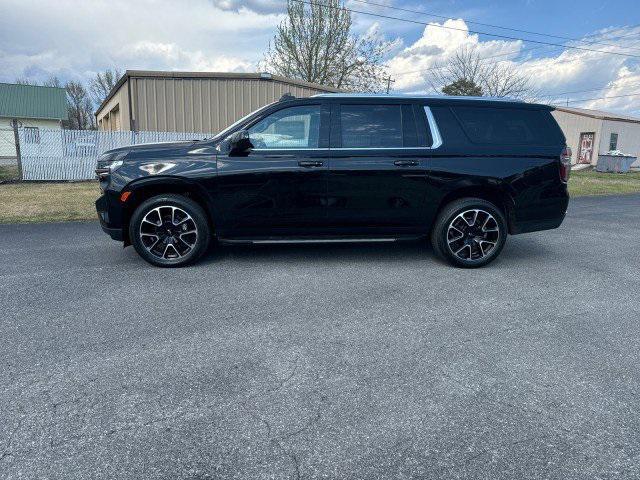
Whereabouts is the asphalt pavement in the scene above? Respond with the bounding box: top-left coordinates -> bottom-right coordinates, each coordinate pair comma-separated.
1,194 -> 640,479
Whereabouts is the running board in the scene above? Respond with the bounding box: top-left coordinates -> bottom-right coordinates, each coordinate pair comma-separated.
252,238 -> 398,244
218,237 -> 418,245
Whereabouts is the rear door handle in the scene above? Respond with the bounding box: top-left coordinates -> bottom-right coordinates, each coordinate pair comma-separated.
394,160 -> 419,167
298,160 -> 324,168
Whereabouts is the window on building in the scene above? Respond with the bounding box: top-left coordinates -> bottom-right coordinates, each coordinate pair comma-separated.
248,105 -> 320,149
609,133 -> 619,151
340,104 -> 403,148
23,127 -> 40,144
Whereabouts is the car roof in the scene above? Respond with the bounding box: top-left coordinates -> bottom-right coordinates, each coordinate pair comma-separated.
303,93 -> 549,110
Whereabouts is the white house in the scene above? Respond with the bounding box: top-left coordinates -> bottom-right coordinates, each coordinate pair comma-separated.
0,82 -> 67,164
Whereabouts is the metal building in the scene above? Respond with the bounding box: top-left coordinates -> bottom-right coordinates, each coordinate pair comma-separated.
552,106 -> 640,167
95,70 -> 340,134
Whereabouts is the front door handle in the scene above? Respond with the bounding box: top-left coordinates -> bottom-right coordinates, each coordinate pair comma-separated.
298,160 -> 324,168
394,160 -> 419,167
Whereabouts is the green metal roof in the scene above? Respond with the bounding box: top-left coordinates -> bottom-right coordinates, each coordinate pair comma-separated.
0,82 -> 68,120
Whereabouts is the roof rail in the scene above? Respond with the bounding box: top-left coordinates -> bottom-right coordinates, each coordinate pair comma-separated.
310,93 -> 522,102
279,93 -> 296,102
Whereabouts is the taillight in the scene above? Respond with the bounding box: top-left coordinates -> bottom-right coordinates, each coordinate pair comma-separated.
560,146 -> 572,183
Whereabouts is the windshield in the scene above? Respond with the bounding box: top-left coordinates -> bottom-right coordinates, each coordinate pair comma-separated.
212,101 -> 278,141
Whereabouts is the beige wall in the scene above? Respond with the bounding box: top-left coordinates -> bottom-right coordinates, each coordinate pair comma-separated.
0,117 -> 61,160
129,77 -> 329,134
599,119 -> 640,166
96,80 -> 131,131
552,110 -> 602,165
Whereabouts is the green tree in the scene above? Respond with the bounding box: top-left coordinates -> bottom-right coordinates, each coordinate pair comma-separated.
442,78 -> 483,96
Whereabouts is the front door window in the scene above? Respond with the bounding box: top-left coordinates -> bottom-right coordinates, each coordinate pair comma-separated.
248,105 -> 321,149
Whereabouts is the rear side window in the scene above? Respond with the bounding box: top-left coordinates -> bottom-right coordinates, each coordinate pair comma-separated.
451,106 -> 559,145
340,105 -> 403,148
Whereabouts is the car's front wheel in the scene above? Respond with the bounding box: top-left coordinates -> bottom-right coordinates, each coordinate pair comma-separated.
430,198 -> 507,268
129,194 -> 211,267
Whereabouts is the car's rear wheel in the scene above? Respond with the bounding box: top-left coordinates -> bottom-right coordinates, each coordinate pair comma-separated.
431,198 -> 507,268
129,194 -> 211,267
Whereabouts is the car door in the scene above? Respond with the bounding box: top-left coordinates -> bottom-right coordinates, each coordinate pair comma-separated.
327,102 -> 431,235
215,102 -> 330,237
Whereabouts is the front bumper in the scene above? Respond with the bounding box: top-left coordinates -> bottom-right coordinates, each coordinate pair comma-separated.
96,194 -> 124,241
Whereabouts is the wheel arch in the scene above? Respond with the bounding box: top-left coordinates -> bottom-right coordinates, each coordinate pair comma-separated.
120,177 -> 216,244
434,185 -> 516,234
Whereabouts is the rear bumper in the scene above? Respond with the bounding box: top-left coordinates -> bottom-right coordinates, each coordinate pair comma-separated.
510,193 -> 569,235
96,194 -> 124,241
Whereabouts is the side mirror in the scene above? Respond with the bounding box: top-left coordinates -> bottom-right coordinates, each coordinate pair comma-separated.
225,130 -> 253,156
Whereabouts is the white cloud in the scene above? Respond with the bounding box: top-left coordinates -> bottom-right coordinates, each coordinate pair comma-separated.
2,1 -> 640,116
0,0 -> 282,83
387,19 -> 524,92
386,20 -> 640,114
210,0 -> 283,14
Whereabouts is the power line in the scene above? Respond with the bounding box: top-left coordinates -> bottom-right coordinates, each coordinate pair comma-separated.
395,27 -> 640,77
292,0 -> 640,59
542,82 -> 640,99
348,0 -> 640,54
550,92 -> 640,105
395,45 -> 548,76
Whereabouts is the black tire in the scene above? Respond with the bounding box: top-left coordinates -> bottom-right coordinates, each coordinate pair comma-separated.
430,198 -> 507,268
129,194 -> 211,268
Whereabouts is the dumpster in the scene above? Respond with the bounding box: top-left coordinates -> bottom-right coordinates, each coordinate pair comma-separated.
596,154 -> 637,173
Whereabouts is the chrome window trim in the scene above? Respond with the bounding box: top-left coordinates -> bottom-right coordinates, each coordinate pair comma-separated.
424,106 -> 443,149
252,147 -> 434,152
250,105 -> 443,151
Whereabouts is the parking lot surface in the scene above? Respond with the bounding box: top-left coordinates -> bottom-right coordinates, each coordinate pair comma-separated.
1,194 -> 640,479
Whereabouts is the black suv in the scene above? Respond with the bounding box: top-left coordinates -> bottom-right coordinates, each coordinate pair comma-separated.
95,94 -> 570,268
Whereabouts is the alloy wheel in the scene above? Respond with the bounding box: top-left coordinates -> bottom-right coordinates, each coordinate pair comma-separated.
446,209 -> 500,261
139,205 -> 198,260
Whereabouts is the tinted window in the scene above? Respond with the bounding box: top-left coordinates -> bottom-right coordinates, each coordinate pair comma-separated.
452,106 -> 558,145
340,105 -> 403,148
248,105 -> 320,149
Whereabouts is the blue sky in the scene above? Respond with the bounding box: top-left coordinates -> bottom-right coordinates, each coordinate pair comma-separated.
389,0 -> 638,57
0,0 -> 639,113
410,0 -> 638,41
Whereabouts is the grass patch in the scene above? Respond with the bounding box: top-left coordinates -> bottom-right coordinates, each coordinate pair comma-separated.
0,168 -> 639,224
0,182 -> 100,224
0,165 -> 19,181
569,170 -> 640,197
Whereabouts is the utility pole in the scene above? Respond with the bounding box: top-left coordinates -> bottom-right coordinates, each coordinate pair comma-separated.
385,76 -> 395,94
11,119 -> 23,181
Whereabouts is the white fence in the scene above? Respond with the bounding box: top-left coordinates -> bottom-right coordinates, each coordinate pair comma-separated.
17,128 -> 212,181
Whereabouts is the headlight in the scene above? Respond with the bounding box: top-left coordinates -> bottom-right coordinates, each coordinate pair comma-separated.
139,162 -> 176,175
95,151 -> 128,179
109,159 -> 124,172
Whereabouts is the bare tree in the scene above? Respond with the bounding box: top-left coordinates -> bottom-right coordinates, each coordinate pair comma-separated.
263,0 -> 391,92
432,46 -> 531,99
14,76 -> 62,88
14,78 -> 38,85
43,76 -> 63,88
66,81 -> 95,130
481,62 -> 531,98
89,68 -> 122,106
